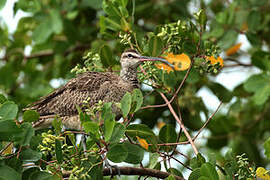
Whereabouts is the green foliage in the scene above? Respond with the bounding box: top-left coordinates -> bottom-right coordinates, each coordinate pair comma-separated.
123,142 -> 144,164
121,92 -> 132,118
23,110 -> 39,123
102,103 -> 116,141
264,137 -> 270,160
107,144 -> 128,163
99,45 -> 116,67
109,123 -> 125,143
0,101 -> 18,120
0,165 -> 21,180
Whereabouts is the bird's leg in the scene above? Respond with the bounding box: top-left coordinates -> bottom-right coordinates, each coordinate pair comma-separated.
81,135 -> 87,156
102,155 -> 121,179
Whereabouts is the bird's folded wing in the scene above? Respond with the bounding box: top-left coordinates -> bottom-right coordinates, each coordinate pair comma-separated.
24,72 -> 118,117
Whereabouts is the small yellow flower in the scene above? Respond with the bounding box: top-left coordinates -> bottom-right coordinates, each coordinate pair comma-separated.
206,56 -> 224,67
256,167 -> 270,180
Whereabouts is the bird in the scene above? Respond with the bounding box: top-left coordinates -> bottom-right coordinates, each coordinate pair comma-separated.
24,49 -> 173,130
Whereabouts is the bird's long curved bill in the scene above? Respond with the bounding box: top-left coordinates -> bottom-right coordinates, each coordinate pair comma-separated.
139,56 -> 174,69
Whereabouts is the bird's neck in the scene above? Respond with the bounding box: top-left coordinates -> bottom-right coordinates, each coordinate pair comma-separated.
120,67 -> 139,88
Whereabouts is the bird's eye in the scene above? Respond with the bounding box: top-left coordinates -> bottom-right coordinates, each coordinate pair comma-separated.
127,54 -> 134,58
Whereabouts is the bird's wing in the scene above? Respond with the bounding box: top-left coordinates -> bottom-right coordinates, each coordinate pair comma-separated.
24,72 -> 118,117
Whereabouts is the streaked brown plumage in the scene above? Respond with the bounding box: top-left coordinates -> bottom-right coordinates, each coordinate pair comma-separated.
25,49 -> 173,130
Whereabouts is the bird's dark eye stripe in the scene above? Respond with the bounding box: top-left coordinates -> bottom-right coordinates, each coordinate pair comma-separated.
128,54 -> 137,58
124,54 -> 137,59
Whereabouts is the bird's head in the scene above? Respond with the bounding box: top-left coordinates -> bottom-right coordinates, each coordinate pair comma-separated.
120,49 -> 174,70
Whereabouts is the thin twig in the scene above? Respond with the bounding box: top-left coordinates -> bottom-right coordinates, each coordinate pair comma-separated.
141,65 -> 192,109
170,156 -> 192,171
1,44 -> 90,61
192,101 -> 222,141
156,102 -> 222,146
159,92 -> 199,155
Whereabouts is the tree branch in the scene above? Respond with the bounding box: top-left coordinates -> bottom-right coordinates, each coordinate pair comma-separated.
159,92 -> 199,155
103,167 -> 185,180
62,167 -> 185,179
1,44 -> 90,61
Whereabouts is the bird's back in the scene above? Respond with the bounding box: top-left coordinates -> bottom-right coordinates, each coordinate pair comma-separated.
25,71 -> 134,129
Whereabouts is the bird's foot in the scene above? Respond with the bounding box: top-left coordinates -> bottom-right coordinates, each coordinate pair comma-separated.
103,157 -> 121,178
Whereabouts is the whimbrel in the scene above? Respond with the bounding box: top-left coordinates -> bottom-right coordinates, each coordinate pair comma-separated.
25,49 -> 173,130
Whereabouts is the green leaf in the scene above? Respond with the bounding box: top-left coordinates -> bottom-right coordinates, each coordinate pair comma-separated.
126,124 -> 156,138
23,110 -> 39,123
81,0 -> 102,10
0,101 -> 18,120
251,51 -> 270,71
83,121 -> 99,135
4,156 -> 22,173
159,124 -> 177,143
264,137 -> 270,160
246,32 -> 261,47
148,36 -> 163,56
188,168 -> 201,180
0,94 -> 6,104
22,167 -> 40,180
55,139 -> 63,164
217,30 -> 238,49
102,1 -> 121,17
102,103 -> 115,141
107,144 -> 128,163
190,153 -> 206,169
119,0 -> 128,7
32,18 -> 53,44
20,148 -> 42,162
149,153 -> 159,169
120,92 -> 132,118
159,124 -> 177,152
196,9 -> 207,30
99,45 -> 114,68
247,10 -> 261,31
244,74 -> 269,92
0,165 -> 21,180
200,162 -> 219,180
109,123 -> 125,143
49,9 -> 63,34
168,168 -> 183,177
0,120 -> 22,141
244,73 -> 270,105
29,171 -> 53,180
165,175 -> 176,180
252,84 -> 270,105
131,89 -> 143,113
198,177 -> 210,180
208,82 -> 233,103
18,122 -> 35,146
123,142 -> 144,164
126,124 -> 158,152
104,117 -> 115,141
0,0 -> 6,10
52,117 -> 62,135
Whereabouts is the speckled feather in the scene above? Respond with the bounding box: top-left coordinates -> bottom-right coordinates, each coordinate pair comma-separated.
25,71 -> 136,129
